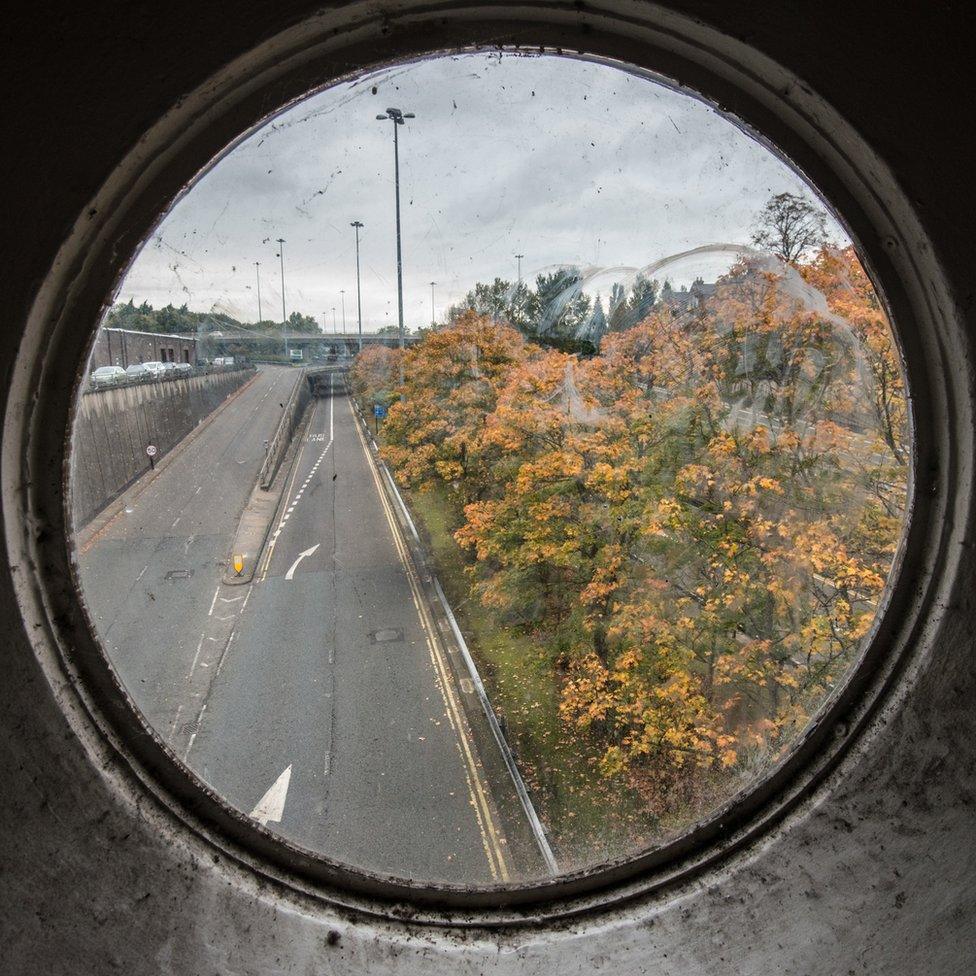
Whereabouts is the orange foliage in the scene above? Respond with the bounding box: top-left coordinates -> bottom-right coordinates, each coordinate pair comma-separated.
350,254 -> 908,811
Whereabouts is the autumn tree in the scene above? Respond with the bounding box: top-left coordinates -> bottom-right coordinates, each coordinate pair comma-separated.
751,192 -> 830,263
348,344 -> 400,405
378,312 -> 533,500
354,238 -> 907,824
800,246 -> 908,464
557,256 -> 902,804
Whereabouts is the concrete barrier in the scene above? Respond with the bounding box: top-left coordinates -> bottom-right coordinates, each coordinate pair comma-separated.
257,369 -> 310,489
70,366 -> 255,527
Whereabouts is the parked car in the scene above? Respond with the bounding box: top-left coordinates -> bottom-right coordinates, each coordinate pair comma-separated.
90,365 -> 125,387
125,363 -> 150,380
173,362 -> 192,374
142,361 -> 166,377
160,362 -> 177,374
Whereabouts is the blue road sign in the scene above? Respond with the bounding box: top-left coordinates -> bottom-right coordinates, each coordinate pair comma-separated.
373,403 -> 387,419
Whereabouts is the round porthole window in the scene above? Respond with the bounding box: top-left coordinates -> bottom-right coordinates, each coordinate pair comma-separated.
57,46 -> 917,907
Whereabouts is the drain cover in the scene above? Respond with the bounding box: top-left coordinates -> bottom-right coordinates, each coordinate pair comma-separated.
178,720 -> 202,735
370,628 -> 403,644
165,569 -> 193,581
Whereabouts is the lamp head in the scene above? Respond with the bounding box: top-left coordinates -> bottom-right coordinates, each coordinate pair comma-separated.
378,107 -> 413,124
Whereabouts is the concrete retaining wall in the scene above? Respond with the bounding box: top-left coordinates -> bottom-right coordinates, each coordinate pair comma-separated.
70,366 -> 255,527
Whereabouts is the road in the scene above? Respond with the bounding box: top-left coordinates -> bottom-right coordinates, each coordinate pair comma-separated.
185,375 -> 512,883
74,367 -> 513,885
75,365 -> 295,735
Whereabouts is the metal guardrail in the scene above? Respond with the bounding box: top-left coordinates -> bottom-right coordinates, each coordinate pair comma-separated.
258,369 -> 310,490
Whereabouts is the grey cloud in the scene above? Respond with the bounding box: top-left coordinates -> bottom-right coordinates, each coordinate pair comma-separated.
118,52 -> 848,331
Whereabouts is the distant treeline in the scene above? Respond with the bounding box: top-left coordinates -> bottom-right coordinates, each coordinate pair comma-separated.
446,270 -> 716,355
105,300 -> 320,336
445,191 -> 836,356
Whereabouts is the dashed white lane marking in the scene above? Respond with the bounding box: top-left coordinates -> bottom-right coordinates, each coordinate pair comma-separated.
259,376 -> 336,581
187,634 -> 206,679
207,586 -> 220,616
171,516 -> 181,528
250,765 -> 292,826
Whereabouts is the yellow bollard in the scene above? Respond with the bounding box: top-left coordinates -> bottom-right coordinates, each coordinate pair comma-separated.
232,553 -> 245,576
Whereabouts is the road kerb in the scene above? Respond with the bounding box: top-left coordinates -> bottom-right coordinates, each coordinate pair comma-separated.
223,401 -> 313,585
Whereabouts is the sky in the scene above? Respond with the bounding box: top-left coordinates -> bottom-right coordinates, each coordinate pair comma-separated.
114,52 -> 848,333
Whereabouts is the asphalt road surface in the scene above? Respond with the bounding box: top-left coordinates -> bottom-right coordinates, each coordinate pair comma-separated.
75,365 -> 295,734
74,367 -> 512,885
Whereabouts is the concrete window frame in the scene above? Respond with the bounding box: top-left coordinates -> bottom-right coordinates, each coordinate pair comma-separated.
3,0 -> 966,934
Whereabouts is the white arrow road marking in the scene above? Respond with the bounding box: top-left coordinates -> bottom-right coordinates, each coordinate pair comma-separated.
250,765 -> 292,826
285,543 -> 321,580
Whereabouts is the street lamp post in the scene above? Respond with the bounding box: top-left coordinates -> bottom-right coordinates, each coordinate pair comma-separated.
429,281 -> 436,327
255,261 -> 263,322
376,107 -> 414,383
515,253 -> 524,282
332,306 -> 337,334
276,238 -> 288,360
340,289 -> 346,335
350,221 -> 364,354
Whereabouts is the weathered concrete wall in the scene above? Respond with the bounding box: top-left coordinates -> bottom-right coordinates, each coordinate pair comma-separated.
71,367 -> 254,526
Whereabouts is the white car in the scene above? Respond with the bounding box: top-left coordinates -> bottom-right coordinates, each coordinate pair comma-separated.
173,362 -> 192,374
141,361 -> 166,377
125,363 -> 150,380
90,365 -> 125,387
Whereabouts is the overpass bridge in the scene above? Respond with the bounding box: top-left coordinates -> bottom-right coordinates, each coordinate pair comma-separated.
206,330 -> 421,360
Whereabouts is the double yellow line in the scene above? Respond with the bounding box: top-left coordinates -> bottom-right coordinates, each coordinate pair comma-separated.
351,399 -> 511,882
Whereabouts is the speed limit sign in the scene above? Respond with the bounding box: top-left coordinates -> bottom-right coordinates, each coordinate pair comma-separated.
146,444 -> 157,458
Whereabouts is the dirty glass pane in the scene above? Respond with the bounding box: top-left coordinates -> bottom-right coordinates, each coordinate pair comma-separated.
68,53 -> 910,886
